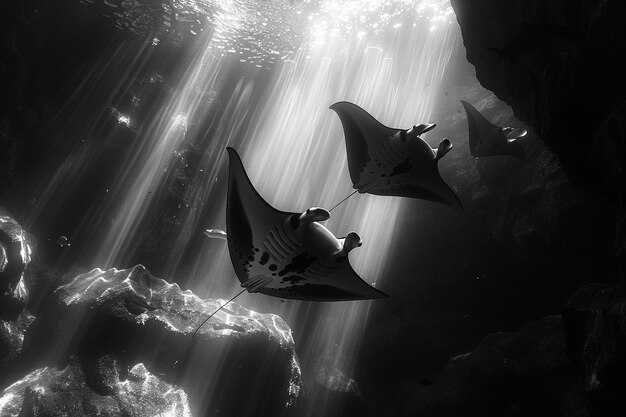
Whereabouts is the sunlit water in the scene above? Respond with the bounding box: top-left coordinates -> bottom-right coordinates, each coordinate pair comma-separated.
24,0 -> 458,414
229,19 -> 457,416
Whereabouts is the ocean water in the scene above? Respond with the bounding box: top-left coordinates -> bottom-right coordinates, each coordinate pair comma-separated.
1,0 -> 619,415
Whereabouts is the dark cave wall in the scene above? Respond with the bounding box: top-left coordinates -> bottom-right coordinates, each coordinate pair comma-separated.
435,2 -> 626,416
357,44 -> 621,416
450,0 -> 626,262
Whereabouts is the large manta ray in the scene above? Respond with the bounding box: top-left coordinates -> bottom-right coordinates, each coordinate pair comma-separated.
460,100 -> 527,159
330,101 -> 462,212
225,147 -> 387,301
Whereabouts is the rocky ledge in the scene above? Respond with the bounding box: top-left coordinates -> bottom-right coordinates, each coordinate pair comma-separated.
18,265 -> 301,416
407,281 -> 626,417
415,315 -> 587,417
0,207 -> 301,416
0,359 -> 192,416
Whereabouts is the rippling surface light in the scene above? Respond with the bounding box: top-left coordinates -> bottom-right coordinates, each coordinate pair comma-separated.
27,0 -> 457,414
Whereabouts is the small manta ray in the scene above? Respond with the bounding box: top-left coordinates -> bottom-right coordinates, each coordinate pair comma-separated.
460,100 -> 527,159
330,101 -> 462,212
225,147 -> 387,302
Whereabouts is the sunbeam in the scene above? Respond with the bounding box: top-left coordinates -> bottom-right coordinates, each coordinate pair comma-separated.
11,0 -> 458,415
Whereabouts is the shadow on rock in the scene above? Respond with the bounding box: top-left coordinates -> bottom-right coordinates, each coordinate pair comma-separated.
19,265 -> 301,417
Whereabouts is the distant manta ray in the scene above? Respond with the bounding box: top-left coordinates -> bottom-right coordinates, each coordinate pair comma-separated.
194,148 -> 387,335
460,100 -> 527,159
330,101 -> 462,212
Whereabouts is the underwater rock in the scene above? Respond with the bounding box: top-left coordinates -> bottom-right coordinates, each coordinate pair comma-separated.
0,309 -> 35,388
22,265 -> 301,416
315,364 -> 361,396
305,363 -> 368,417
416,315 -> 588,417
0,207 -> 32,321
0,359 -> 191,416
563,283 -> 626,417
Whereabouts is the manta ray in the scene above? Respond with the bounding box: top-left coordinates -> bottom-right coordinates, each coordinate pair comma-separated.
460,100 -> 527,159
225,147 -> 387,302
330,101 -> 462,212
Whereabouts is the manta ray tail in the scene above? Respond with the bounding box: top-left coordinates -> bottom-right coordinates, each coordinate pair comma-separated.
436,139 -> 453,160
193,287 -> 248,337
329,189 -> 359,212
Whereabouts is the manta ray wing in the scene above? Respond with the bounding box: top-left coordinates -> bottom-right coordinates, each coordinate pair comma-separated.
226,147 -> 387,301
501,140 -> 525,158
330,101 -> 399,186
226,147 -> 295,286
257,257 -> 388,301
373,167 -> 463,211
460,100 -> 525,159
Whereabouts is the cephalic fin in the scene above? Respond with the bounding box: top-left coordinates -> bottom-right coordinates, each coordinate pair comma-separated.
505,127 -> 528,141
341,232 -> 362,251
409,123 -> 436,137
435,139 -> 453,160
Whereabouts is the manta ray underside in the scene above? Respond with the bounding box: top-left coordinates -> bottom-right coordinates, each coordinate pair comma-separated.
330,101 -> 462,212
460,100 -> 527,159
225,147 -> 387,301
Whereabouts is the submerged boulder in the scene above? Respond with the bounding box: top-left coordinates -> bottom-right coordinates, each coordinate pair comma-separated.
0,359 -> 191,416
0,207 -> 32,320
417,315 -> 587,417
22,265 -> 301,417
563,283 -> 626,417
0,309 -> 35,388
0,207 -> 36,388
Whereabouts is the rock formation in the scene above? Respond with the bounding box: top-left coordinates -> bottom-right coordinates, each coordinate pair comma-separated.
420,1 -> 626,416
0,208 -> 301,416
0,360 -> 192,416
416,316 -> 587,417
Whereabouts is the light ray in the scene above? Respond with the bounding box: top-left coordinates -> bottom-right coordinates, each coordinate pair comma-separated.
222,9 -> 457,414
22,0 -> 458,414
